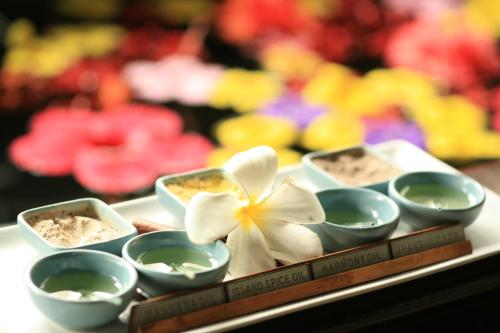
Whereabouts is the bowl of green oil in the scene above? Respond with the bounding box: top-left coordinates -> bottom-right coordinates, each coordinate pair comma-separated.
122,231 -> 230,296
26,249 -> 138,330
389,171 -> 486,230
307,188 -> 400,252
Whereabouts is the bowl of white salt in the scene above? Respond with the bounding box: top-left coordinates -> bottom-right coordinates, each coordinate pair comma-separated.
17,198 -> 137,255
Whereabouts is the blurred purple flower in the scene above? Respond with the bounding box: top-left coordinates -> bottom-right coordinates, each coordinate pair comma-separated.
364,119 -> 426,149
259,93 -> 326,129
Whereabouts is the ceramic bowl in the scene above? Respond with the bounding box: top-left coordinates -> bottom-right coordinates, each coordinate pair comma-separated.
307,188 -> 400,252
17,198 -> 137,255
122,231 -> 230,296
26,249 -> 138,330
155,168 -> 239,226
302,145 -> 400,194
388,171 -> 486,230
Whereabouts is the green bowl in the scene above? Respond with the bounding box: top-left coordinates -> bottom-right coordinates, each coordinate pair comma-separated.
26,249 -> 138,330
307,188 -> 400,252
122,231 -> 230,297
388,171 -> 486,230
17,198 -> 137,255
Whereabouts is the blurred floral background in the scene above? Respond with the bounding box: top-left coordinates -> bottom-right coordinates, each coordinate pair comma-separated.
0,0 -> 499,222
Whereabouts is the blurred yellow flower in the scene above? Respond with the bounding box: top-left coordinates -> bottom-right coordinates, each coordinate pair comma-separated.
301,112 -> 364,151
260,43 -> 324,81
155,0 -> 215,24
465,0 -> 500,36
411,95 -> 487,134
215,114 -> 298,149
417,95 -> 494,160
209,69 -> 282,112
427,131 -> 500,159
298,0 -> 338,17
206,147 -> 302,168
3,21 -> 123,77
4,18 -> 36,47
50,24 -> 124,57
55,0 -> 121,19
302,63 -> 358,112
303,66 -> 439,116
341,68 -> 439,115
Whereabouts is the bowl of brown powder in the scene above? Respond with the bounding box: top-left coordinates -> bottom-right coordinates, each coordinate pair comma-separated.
17,198 -> 137,254
302,145 -> 401,193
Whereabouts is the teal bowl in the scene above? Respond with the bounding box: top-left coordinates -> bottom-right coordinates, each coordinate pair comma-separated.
155,168 -> 235,226
26,249 -> 138,330
307,188 -> 400,252
302,145 -> 400,194
122,231 -> 230,297
388,171 -> 486,230
17,198 -> 137,255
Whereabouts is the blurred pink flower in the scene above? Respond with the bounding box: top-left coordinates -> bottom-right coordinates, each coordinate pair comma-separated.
385,20 -> 499,89
383,0 -> 462,18
9,104 -> 214,194
122,55 -> 224,105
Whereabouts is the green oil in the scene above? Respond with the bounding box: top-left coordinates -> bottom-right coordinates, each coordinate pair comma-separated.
326,211 -> 380,228
138,247 -> 217,278
40,270 -> 121,301
401,183 -> 471,210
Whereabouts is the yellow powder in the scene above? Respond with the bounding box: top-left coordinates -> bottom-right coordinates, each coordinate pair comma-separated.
29,215 -> 122,247
166,174 -> 245,203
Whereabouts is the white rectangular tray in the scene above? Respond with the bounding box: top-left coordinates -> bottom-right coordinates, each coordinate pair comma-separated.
1,140 -> 499,333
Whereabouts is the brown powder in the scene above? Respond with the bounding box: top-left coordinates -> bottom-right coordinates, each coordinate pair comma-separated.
29,215 -> 122,247
313,151 -> 400,186
166,174 -> 245,203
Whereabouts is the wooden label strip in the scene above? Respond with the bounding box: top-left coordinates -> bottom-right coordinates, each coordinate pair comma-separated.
390,224 -> 465,258
130,286 -> 226,330
225,263 -> 311,302
131,223 -> 469,332
311,243 -> 391,279
139,240 -> 472,333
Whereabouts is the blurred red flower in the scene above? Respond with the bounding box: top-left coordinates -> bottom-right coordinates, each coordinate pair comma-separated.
385,20 -> 500,90
312,0 -> 408,62
0,71 -> 51,111
118,26 -> 196,60
9,104 -> 214,194
216,0 -> 315,45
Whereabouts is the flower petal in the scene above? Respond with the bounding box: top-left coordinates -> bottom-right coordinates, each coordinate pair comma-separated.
185,192 -> 241,244
73,145 -> 157,194
261,220 -> 323,264
226,224 -> 276,277
261,177 -> 325,224
224,146 -> 278,202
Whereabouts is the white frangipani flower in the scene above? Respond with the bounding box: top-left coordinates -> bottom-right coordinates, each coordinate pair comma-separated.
185,146 -> 325,277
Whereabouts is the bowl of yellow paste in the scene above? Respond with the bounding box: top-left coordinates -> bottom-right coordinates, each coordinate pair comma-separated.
155,168 -> 245,224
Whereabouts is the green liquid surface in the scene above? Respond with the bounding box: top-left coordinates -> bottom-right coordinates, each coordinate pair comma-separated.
401,183 -> 471,209
138,247 -> 217,278
40,270 -> 121,301
326,211 -> 381,228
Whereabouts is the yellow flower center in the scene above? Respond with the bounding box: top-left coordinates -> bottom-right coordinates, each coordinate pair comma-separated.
235,203 -> 266,230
